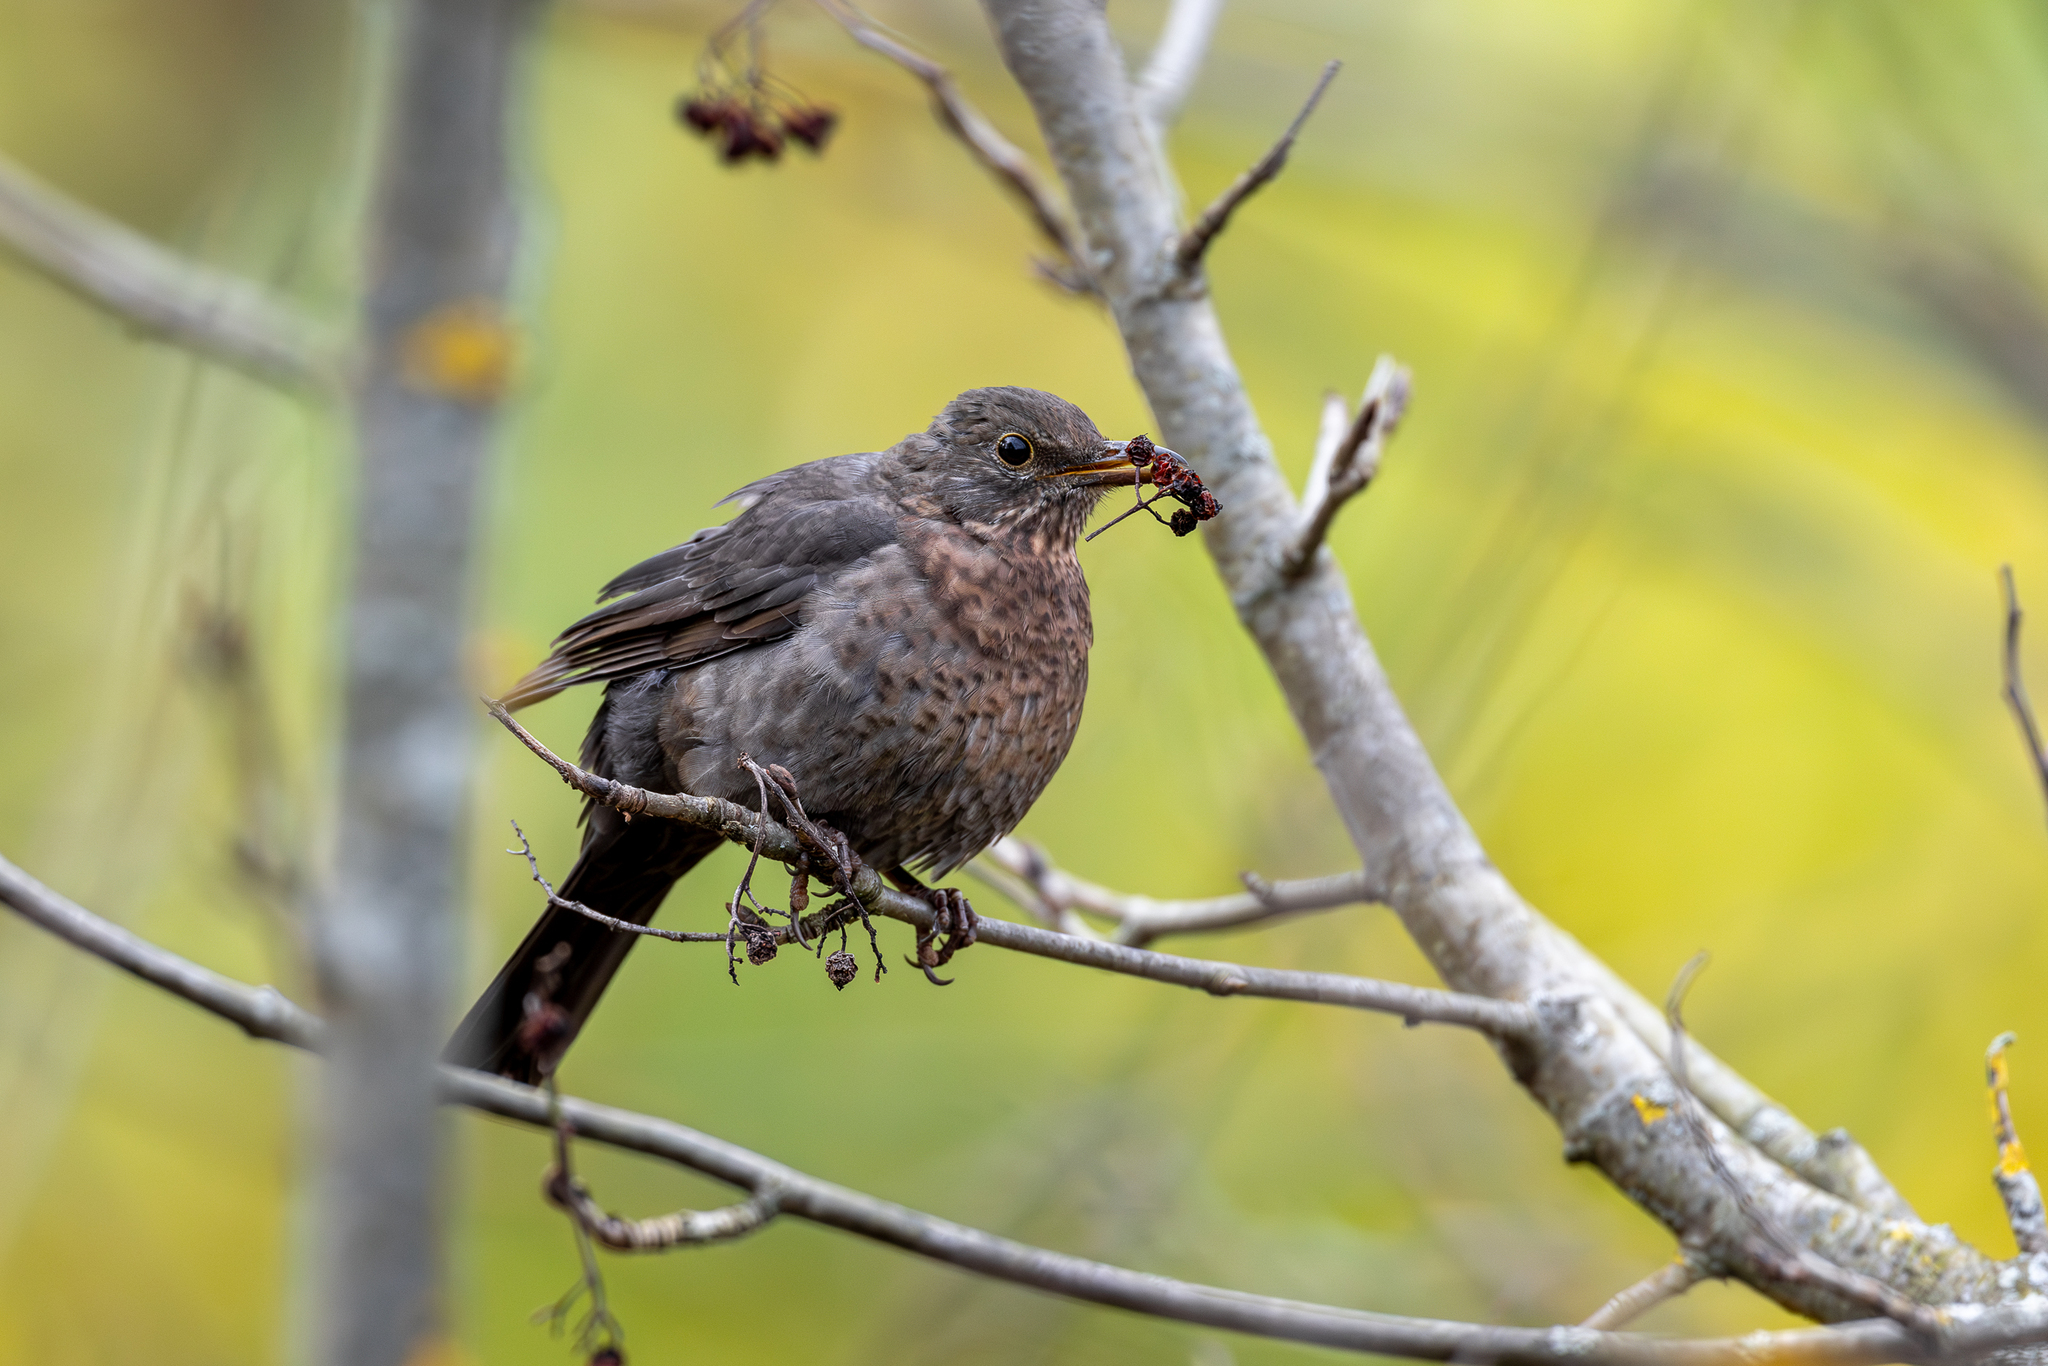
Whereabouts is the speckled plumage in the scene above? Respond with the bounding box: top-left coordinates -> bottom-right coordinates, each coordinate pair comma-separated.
452,388 -> 1127,1079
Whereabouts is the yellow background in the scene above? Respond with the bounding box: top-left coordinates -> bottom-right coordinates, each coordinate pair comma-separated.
3,1 -> 2047,1362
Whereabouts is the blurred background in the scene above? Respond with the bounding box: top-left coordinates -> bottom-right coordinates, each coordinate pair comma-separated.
5,0 -> 2048,1361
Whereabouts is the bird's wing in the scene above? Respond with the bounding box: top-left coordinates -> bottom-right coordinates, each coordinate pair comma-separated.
501,453 -> 900,709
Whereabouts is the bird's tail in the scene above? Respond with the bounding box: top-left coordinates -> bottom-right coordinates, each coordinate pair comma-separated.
447,810 -> 721,1082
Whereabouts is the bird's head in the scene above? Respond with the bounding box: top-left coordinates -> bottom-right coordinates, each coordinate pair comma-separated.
898,387 -> 1154,542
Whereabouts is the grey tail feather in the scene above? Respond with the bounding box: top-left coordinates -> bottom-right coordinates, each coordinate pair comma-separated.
446,813 -> 721,1083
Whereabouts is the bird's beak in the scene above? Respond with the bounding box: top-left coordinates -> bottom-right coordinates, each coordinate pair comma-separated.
1041,440 -> 1173,487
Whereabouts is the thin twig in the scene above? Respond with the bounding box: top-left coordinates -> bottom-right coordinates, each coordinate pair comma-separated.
1665,957 -> 1945,1337
1280,357 -> 1411,582
0,152 -> 337,392
2001,566 -> 2048,828
1984,1033 -> 2048,1256
1134,0 -> 1227,131
1174,60 -> 1339,275
1579,1256 -> 1707,1331
481,703 -> 1538,1038
975,836 -> 1378,947
507,820 -> 730,943
812,0 -> 1091,290
13,862 -> 2048,1366
537,1081 -> 627,1359
547,1088 -> 780,1253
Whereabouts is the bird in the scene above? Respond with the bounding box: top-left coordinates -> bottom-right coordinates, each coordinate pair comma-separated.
449,387 -> 1155,1081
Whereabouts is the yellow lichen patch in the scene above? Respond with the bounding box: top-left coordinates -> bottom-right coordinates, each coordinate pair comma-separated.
401,299 -> 514,402
2001,1139 -> 2031,1177
1632,1093 -> 1669,1125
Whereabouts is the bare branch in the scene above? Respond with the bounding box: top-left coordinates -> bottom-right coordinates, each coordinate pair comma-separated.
979,0 -> 1961,1322
0,151 -> 337,391
975,836 -> 1378,947
547,1102 -> 781,1252
1174,60 -> 1339,275
2002,566 -> 2048,827
484,701 -> 1537,1037
1133,0 -> 1226,132
1985,1033 -> 2048,1256
507,820 -> 730,943
1280,356 -> 1411,581
812,0 -> 1091,289
1664,958 -> 1944,1337
1578,1256 -> 1706,1331
0,847 -> 324,1046
16,863 -> 2048,1366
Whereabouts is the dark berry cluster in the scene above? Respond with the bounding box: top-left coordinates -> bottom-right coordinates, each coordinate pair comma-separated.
1125,434 -> 1220,537
676,92 -> 836,164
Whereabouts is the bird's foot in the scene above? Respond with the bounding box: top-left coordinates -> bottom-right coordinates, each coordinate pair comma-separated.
888,872 -> 975,985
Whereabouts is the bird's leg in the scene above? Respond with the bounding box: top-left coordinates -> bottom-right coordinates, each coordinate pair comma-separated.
885,865 -> 978,986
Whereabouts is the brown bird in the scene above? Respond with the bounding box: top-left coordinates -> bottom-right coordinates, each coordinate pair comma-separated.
450,387 -> 1156,1081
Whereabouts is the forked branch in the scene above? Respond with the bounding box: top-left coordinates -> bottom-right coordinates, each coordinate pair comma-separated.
483,700 -> 1537,1037
14,851 -> 2048,1366
975,835 -> 1378,947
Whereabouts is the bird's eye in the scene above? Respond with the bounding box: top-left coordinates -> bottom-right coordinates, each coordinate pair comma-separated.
995,432 -> 1034,467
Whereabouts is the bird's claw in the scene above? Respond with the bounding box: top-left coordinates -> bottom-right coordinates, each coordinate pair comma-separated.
912,886 -> 976,986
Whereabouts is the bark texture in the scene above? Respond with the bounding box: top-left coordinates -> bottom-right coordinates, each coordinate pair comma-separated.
312,2 -> 539,1362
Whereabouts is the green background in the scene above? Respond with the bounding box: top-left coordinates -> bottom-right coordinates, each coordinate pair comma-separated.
4,1 -> 2047,1362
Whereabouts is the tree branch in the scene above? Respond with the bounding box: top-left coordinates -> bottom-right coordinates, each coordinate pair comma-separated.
315,3 -> 541,1361
1174,60 -> 1339,276
484,701 -> 1536,1037
1578,1257 -> 1706,1331
2002,566 -> 2048,827
1664,958 -> 1943,1335
813,0 -> 1091,290
14,853 -> 2048,1366
978,0 -> 1983,1325
1280,355 -> 1411,581
1133,0 -> 1226,132
1985,1033 -> 2048,1257
0,151 -> 337,391
975,835 -> 1378,947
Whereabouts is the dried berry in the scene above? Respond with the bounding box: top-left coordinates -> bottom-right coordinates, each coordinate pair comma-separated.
780,105 -> 838,152
590,1349 -> 626,1366
1170,508 -> 1199,537
740,923 -> 779,966
719,109 -> 783,164
1124,433 -> 1157,466
677,95 -> 729,132
825,950 -> 858,989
